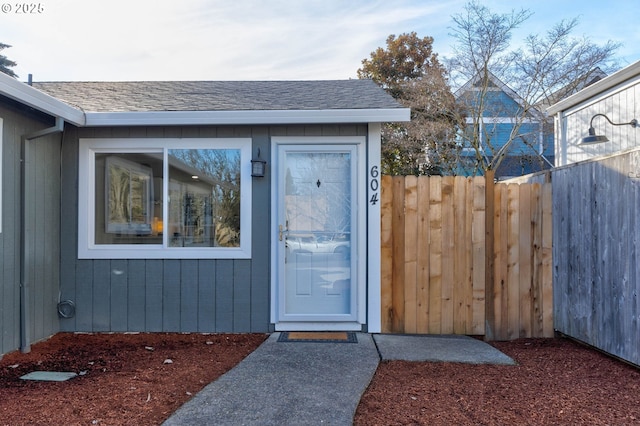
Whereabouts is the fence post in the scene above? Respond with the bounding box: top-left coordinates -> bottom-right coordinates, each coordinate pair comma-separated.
391,176 -> 406,332
484,170 -> 496,340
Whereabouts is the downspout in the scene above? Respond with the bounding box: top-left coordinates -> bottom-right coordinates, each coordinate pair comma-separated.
19,116 -> 65,353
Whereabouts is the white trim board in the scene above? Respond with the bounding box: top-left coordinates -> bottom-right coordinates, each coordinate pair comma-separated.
274,322 -> 363,331
367,123 -> 382,333
547,60 -> 640,115
270,136 -> 368,330
0,72 -> 85,126
83,108 -> 410,126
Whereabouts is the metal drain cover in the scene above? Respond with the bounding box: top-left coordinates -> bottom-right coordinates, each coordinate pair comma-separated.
20,371 -> 78,382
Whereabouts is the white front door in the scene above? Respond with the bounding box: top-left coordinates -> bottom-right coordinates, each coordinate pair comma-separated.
275,144 -> 358,327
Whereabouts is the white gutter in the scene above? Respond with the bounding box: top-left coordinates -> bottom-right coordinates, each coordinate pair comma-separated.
0,73 -> 84,126
84,108 -> 411,127
546,60 -> 640,115
0,73 -> 85,126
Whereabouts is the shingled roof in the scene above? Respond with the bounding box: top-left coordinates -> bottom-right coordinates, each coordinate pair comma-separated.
32,79 -> 402,113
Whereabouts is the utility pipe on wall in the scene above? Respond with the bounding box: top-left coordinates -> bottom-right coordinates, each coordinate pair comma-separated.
19,116 -> 64,353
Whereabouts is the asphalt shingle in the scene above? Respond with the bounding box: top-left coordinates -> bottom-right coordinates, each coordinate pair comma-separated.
32,80 -> 402,113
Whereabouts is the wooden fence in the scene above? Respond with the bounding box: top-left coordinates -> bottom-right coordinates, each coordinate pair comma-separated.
553,150 -> 640,366
380,174 -> 553,340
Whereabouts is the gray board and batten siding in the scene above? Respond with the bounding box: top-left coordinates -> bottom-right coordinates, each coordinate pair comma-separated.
38,79 -> 398,335
553,148 -> 640,366
1,97 -> 61,356
59,123 -> 368,334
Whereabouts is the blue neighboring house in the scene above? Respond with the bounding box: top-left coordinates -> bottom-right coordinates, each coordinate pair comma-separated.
454,71 -> 554,179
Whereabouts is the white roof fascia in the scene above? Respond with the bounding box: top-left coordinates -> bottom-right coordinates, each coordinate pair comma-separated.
0,72 -> 85,126
84,108 -> 411,127
546,60 -> 640,115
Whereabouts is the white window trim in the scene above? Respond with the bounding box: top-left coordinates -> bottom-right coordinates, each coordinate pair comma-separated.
78,138 -> 252,259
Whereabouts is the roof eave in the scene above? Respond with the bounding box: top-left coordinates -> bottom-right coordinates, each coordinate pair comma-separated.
546,60 -> 640,115
84,108 -> 411,126
0,72 -> 86,126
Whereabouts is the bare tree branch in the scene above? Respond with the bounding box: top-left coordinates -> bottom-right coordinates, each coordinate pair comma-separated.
448,1 -> 619,175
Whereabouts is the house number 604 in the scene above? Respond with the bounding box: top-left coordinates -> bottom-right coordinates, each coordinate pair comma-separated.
369,165 -> 379,205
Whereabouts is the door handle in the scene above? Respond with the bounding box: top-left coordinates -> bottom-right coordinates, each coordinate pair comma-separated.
279,221 -> 289,241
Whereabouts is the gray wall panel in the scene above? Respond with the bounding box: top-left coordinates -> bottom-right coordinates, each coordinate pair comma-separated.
92,260 -> 111,331
1,107 -> 19,354
145,260 -> 163,331
60,128 -> 79,332
215,260 -> 234,331
233,259 -> 252,332
162,259 -> 181,332
128,259 -> 146,330
180,259 -> 198,331
55,124 -> 365,335
44,136 -> 61,339
197,260 -> 215,332
1,119 -> 377,352
74,261 -> 94,330
30,137 -> 44,340
0,101 -> 62,356
110,259 -> 128,331
249,128 -> 271,332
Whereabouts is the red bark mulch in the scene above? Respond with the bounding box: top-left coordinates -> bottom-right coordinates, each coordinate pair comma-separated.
354,338 -> 640,425
1,333 -> 639,425
0,333 -> 267,426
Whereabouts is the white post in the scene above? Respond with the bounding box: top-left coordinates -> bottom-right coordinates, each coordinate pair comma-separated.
367,123 -> 382,333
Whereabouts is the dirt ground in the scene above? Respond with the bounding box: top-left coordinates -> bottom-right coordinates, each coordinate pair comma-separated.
1,333 -> 639,425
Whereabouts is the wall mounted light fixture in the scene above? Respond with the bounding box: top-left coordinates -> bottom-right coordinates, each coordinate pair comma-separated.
251,148 -> 266,177
581,113 -> 638,144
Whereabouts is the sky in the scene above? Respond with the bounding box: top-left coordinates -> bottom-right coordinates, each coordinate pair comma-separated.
2,0 -> 639,82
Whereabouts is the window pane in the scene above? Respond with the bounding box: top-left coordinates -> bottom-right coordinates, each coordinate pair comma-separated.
168,149 -> 241,248
95,153 -> 163,245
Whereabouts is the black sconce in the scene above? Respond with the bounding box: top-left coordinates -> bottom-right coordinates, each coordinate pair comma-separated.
581,113 -> 638,144
251,148 -> 266,177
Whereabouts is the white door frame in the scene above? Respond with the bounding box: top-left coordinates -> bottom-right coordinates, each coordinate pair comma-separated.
270,136 -> 366,331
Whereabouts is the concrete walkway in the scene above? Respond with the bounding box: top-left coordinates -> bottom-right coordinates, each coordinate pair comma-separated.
163,333 -> 514,425
374,334 -> 516,364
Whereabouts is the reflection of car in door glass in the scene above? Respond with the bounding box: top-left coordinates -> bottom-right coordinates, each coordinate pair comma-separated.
286,233 -> 350,259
